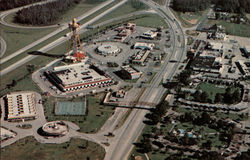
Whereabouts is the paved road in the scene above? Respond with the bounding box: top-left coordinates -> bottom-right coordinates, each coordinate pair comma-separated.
0,36 -> 7,57
104,0 -> 186,159
0,0 -> 128,77
0,0 -> 116,65
0,0 -> 58,29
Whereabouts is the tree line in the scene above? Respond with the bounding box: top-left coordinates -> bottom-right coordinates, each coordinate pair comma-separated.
0,0 -> 43,11
172,0 -> 250,13
14,0 -> 81,25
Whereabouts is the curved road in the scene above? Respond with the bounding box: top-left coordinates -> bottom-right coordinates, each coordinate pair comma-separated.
0,0 -> 117,65
0,36 -> 7,57
104,0 -> 186,159
0,0 -> 58,29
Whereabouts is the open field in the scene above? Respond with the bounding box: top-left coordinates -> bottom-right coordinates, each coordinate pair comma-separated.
0,24 -> 58,58
152,0 -> 166,5
196,82 -> 239,102
130,14 -> 169,29
43,93 -> 115,133
93,0 -> 148,25
0,137 -> 105,160
4,0 -> 107,26
207,20 -> 250,37
170,8 -> 208,28
0,0 -> 119,69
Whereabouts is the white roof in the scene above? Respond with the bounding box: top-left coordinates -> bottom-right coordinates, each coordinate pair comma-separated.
54,63 -> 109,87
7,92 -> 37,119
210,42 -> 223,50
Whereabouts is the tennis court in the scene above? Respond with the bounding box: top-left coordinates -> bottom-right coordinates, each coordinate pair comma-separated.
55,101 -> 86,116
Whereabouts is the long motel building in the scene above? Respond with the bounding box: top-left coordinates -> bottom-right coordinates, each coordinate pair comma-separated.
5,92 -> 37,122
44,62 -> 113,92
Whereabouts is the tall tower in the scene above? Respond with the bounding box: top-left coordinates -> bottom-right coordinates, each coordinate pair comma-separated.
68,18 -> 85,62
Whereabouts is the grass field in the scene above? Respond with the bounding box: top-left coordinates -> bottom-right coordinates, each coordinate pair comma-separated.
196,82 -> 239,102
44,93 -> 115,133
0,0 -> 117,68
152,0 -> 166,5
187,36 -> 194,45
0,137 -> 105,160
130,14 -> 169,29
93,0 -> 148,25
207,20 -> 250,37
0,24 -> 58,58
4,0 -> 107,26
170,8 -> 208,28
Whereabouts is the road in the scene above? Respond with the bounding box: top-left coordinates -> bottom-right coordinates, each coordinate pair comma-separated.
0,0 -> 128,77
0,0 -> 117,65
0,36 -> 7,57
0,0 -> 58,29
103,0 -> 186,159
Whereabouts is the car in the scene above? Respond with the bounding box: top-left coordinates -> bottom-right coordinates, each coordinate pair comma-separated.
169,60 -> 177,63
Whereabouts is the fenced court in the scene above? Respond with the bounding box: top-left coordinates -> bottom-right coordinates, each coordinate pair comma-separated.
55,101 -> 86,116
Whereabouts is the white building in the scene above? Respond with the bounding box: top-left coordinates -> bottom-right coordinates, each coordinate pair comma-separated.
134,42 -> 154,50
121,65 -> 142,79
141,30 -> 158,39
5,92 -> 37,121
45,62 -> 113,92
132,50 -> 150,65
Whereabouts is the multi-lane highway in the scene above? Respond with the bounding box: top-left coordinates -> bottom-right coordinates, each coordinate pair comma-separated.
0,0 -> 128,76
1,0 -> 186,159
0,0 -> 118,65
104,0 -> 186,159
0,36 -> 7,57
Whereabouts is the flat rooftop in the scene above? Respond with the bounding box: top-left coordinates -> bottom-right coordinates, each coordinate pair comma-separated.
54,63 -> 109,88
6,92 -> 37,120
121,65 -> 141,75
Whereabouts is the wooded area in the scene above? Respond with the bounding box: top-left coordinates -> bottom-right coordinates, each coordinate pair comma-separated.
172,0 -> 250,13
0,0 -> 43,11
15,0 -> 81,25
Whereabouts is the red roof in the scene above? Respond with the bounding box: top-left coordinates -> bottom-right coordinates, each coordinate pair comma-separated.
73,52 -> 85,59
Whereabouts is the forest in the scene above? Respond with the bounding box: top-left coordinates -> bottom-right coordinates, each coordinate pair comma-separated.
0,0 -> 43,11
172,0 -> 250,13
15,0 -> 81,25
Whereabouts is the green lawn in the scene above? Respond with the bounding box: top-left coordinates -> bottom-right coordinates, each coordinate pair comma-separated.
0,56 -> 54,96
0,24 -> 58,58
0,137 -> 105,160
4,0 -> 107,26
187,36 -> 194,45
130,14 -> 169,29
196,82 -> 239,102
43,93 -> 115,133
207,20 -> 250,37
0,0 -> 117,68
170,8 -> 208,28
93,0 -> 148,25
152,0 -> 166,5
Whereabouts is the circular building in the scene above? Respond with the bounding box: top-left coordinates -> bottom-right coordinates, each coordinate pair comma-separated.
41,121 -> 69,137
97,44 -> 120,55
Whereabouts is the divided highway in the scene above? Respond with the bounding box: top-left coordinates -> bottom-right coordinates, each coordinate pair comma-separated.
104,0 -> 186,159
0,0 -> 128,76
0,0 -> 117,65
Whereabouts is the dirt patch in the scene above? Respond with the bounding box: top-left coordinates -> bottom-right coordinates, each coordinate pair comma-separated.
189,19 -> 198,24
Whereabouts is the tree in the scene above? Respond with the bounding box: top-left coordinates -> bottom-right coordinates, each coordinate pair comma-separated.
214,93 -> 223,103
232,89 -> 241,103
193,90 -> 202,102
200,92 -> 209,103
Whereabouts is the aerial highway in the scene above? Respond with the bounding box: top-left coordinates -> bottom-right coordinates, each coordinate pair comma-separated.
0,36 -> 7,57
0,0 -> 128,76
0,0 -> 117,65
104,0 -> 186,159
